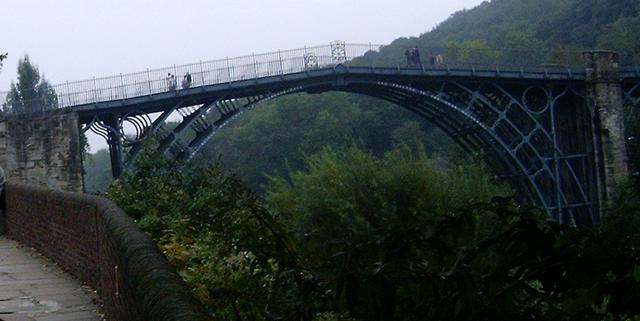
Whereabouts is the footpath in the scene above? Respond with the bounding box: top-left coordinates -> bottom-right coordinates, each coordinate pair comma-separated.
0,237 -> 102,321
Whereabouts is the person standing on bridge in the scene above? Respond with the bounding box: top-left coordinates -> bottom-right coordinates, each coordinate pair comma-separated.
412,48 -> 422,67
405,49 -> 412,67
405,48 -> 421,67
168,73 -> 177,91
166,73 -> 173,91
435,53 -> 444,67
182,72 -> 192,89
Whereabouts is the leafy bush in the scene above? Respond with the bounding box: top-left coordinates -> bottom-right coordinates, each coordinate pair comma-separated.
108,143 -> 640,321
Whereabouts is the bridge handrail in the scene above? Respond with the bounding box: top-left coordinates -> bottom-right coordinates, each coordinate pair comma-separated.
1,42 -> 639,111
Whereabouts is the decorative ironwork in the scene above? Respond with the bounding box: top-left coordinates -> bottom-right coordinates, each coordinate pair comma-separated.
120,112 -> 152,146
304,53 -> 319,69
86,118 -> 110,142
346,80 -> 593,225
330,40 -> 347,63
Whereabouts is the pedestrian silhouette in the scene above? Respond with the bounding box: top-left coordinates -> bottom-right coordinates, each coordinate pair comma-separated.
182,72 -> 192,89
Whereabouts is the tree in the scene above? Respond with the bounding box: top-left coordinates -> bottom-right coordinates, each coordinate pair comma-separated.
3,55 -> 58,113
266,145 -> 511,321
0,52 -> 7,71
597,17 -> 640,60
442,40 -> 499,66
264,145 -> 640,321
109,142 -> 640,321
199,92 -> 449,192
83,148 -> 113,194
501,31 -> 548,65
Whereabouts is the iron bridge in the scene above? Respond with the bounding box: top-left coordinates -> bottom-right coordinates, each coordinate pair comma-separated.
3,41 -> 639,226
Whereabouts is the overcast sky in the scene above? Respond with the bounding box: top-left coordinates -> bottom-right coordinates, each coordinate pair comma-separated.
0,0 -> 484,149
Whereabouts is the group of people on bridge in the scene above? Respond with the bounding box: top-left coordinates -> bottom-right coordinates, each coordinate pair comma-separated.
405,48 -> 444,68
162,48 -> 443,93
166,72 -> 192,91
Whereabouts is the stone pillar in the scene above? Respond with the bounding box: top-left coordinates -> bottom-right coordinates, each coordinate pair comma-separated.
0,112 -> 83,192
584,51 -> 628,214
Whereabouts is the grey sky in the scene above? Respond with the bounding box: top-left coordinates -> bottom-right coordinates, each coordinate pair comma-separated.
0,0 -> 484,150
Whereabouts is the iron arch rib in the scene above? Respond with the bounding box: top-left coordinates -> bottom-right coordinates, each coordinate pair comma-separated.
74,63 -> 605,225
179,86 -> 310,163
353,80 -> 595,225
345,84 -> 537,205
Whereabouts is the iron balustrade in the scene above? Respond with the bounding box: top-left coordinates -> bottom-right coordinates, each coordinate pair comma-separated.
1,42 -> 638,111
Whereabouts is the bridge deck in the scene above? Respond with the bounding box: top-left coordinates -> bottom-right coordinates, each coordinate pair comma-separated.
0,237 -> 102,321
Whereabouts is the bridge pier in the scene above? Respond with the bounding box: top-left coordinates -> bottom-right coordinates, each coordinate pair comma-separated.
584,51 -> 629,216
0,112 -> 83,192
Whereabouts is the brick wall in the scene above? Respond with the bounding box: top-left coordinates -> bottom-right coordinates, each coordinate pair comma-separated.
0,182 -> 212,321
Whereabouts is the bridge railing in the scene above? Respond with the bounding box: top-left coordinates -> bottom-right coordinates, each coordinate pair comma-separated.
0,43 -> 639,112
619,52 -> 640,67
0,43 -> 381,110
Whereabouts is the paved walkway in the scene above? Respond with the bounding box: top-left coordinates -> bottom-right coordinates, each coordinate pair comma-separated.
0,237 -> 103,321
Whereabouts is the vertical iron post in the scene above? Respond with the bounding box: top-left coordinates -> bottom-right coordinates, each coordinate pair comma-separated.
303,46 -> 307,70
93,77 -> 97,102
278,50 -> 284,74
199,61 -> 205,85
120,73 -> 125,99
369,42 -> 373,68
65,81 -> 71,107
147,69 -> 152,95
252,53 -> 258,79
226,57 -> 232,82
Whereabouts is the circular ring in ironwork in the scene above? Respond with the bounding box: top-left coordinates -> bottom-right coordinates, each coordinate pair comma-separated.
304,53 -> 319,69
522,86 -> 551,114
330,40 -> 347,63
120,111 -> 152,146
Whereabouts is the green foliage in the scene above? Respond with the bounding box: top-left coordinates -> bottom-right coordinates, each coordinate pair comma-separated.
598,17 -> 640,53
266,145 -> 512,320
357,0 -> 640,71
200,93 -> 450,192
111,143 -> 640,320
418,0 -> 640,50
107,144 -> 316,320
83,148 -> 113,194
3,55 -> 58,113
442,40 -> 499,65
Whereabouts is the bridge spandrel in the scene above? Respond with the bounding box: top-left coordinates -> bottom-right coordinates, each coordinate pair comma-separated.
0,237 -> 103,321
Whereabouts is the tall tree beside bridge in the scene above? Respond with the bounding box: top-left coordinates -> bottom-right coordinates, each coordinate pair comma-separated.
0,52 -> 7,70
3,55 -> 57,113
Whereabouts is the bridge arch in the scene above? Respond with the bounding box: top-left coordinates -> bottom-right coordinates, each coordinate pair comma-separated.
113,76 -> 594,225
70,49 -> 637,226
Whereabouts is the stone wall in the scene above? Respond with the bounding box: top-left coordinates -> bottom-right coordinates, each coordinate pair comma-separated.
584,51 -> 629,214
0,182 -> 213,321
0,111 -> 83,192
